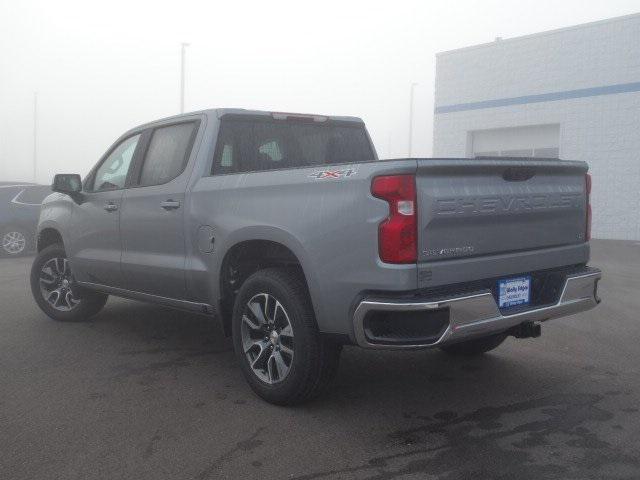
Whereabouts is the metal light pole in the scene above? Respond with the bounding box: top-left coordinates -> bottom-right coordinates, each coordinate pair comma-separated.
33,92 -> 38,182
180,42 -> 190,113
408,82 -> 418,157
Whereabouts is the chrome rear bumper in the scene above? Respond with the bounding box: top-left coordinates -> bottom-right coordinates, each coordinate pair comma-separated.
353,269 -> 601,349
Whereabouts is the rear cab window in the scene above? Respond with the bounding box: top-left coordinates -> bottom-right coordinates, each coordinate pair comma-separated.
135,121 -> 200,187
212,116 -> 375,175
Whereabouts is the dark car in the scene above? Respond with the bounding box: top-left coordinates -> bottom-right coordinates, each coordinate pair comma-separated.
0,182 -> 52,257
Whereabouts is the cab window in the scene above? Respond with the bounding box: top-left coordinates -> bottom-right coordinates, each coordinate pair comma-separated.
137,122 -> 199,187
91,134 -> 141,191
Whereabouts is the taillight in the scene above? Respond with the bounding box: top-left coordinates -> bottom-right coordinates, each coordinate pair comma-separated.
371,175 -> 417,264
585,173 -> 592,241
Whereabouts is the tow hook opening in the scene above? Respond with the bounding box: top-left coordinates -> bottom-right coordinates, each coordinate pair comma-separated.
509,321 -> 541,339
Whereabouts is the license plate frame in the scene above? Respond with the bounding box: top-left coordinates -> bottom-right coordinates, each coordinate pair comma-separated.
497,276 -> 531,309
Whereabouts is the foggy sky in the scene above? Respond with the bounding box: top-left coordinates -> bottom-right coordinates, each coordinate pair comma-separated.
1,0 -> 639,183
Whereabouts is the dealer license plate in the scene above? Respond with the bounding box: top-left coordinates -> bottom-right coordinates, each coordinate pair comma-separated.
498,276 -> 531,309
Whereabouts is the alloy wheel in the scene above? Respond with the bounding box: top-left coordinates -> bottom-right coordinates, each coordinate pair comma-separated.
2,231 -> 26,255
240,293 -> 294,384
39,257 -> 80,311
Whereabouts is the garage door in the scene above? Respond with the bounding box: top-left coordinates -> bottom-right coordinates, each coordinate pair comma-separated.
472,124 -> 560,158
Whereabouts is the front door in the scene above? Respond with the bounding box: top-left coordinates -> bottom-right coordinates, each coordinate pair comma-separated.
120,120 -> 200,299
69,133 -> 141,286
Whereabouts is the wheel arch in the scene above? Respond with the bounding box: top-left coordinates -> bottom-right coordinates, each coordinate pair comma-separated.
37,226 -> 65,252
217,229 -> 322,336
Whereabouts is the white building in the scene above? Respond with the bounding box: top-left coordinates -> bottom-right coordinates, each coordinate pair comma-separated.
433,13 -> 640,240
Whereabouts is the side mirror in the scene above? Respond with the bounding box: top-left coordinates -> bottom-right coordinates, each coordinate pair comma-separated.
52,174 -> 83,200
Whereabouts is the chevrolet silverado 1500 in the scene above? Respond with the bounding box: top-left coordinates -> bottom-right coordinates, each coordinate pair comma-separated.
31,109 -> 601,404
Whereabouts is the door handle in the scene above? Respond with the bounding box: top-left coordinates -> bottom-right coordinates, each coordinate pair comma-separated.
104,203 -> 118,212
160,200 -> 181,210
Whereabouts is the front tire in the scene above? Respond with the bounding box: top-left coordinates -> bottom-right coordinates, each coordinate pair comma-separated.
232,268 -> 341,405
30,244 -> 108,322
440,332 -> 507,356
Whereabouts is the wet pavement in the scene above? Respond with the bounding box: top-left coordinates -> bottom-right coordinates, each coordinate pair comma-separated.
1,239 -> 639,479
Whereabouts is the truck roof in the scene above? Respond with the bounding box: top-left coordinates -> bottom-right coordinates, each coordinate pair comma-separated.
127,108 -> 365,133
213,108 -> 364,124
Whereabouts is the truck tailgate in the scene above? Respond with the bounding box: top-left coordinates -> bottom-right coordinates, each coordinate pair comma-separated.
416,159 -> 589,284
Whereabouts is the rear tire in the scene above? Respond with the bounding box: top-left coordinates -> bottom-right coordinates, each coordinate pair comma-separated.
232,267 -> 341,405
30,244 -> 108,322
440,332 -> 507,356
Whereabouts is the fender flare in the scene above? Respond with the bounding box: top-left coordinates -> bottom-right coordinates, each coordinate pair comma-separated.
217,225 -> 325,327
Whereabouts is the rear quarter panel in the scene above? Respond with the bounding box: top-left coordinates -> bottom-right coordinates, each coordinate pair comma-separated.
187,159 -> 419,336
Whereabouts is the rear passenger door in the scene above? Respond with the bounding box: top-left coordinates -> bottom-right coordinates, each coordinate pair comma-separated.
119,120 -> 201,299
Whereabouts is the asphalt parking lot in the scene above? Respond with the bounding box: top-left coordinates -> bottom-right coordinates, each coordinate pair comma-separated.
2,239 -> 640,479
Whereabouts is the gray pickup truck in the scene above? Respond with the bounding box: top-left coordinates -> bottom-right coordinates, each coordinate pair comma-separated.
30,108 -> 601,404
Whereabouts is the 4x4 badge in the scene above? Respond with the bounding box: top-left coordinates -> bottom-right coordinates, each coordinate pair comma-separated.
308,169 -> 356,180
